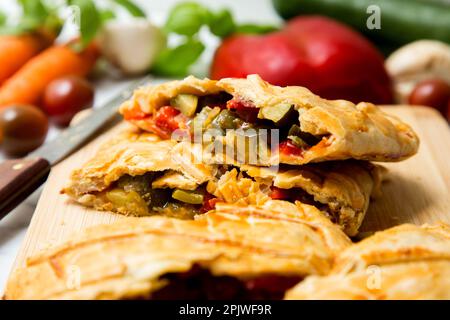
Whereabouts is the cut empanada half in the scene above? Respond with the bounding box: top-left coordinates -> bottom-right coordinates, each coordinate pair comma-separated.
5,201 -> 351,300
62,131 -> 385,235
120,74 -> 419,165
210,160 -> 386,236
285,223 -> 450,300
61,131 -> 219,219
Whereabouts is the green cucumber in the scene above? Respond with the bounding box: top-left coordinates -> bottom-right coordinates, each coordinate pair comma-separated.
272,0 -> 450,46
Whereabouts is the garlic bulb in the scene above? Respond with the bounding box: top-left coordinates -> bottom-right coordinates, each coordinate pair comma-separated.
98,18 -> 166,75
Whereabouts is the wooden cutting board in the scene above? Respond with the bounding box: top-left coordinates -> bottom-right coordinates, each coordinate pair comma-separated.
9,105 -> 450,272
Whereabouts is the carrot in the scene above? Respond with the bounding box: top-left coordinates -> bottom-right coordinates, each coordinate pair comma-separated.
0,34 -> 50,85
0,42 -> 99,108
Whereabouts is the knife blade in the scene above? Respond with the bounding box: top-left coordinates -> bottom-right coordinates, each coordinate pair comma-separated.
0,76 -> 158,219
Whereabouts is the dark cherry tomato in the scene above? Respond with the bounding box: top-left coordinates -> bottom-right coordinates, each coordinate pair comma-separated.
43,75 -> 94,127
0,105 -> 48,156
408,78 -> 450,117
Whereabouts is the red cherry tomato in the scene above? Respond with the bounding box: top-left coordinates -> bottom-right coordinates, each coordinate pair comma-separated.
43,76 -> 94,127
409,78 -> 450,117
0,104 -> 48,156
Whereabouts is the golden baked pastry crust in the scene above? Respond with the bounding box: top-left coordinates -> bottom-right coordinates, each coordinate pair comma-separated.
63,130 -> 384,235
285,223 -> 450,300
4,201 -> 350,300
209,161 -> 386,236
120,74 -> 419,164
61,131 -> 217,215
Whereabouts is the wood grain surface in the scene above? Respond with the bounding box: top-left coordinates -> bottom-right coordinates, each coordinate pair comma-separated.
8,106 -> 450,273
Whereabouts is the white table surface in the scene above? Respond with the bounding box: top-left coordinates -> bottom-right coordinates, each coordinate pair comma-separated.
0,0 -> 281,295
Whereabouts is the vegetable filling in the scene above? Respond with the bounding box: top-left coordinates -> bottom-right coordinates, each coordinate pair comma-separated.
138,264 -> 302,300
103,172 -> 217,218
125,93 -> 329,157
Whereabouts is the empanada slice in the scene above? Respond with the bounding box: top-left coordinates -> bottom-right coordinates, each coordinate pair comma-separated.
285,223 -> 450,300
62,131 -> 384,235
4,201 -> 351,300
61,130 -> 219,219
210,161 -> 385,236
120,74 -> 419,165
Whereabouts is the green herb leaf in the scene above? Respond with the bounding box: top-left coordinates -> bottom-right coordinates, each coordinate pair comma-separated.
113,0 -> 146,17
69,0 -> 101,46
208,9 -> 235,38
19,0 -> 48,22
100,9 -> 116,23
165,2 -> 210,36
152,39 -> 205,77
0,11 -> 6,26
235,24 -> 279,35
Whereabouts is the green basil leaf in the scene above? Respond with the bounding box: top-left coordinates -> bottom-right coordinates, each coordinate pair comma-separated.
113,0 -> 146,17
100,9 -> 116,23
0,11 -> 6,26
152,39 -> 205,77
235,24 -> 279,35
208,9 -> 235,38
19,0 -> 48,22
69,0 -> 101,46
165,2 -> 210,36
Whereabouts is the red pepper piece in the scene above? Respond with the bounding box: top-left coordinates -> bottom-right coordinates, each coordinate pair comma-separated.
226,99 -> 259,123
278,140 -> 303,156
269,186 -> 291,200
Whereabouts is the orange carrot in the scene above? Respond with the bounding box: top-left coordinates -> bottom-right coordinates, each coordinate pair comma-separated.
0,43 -> 99,108
0,34 -> 50,85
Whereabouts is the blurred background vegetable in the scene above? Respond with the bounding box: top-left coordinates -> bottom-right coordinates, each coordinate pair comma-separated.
152,1 -> 278,77
43,75 -> 94,126
98,18 -> 166,75
211,16 -> 393,104
0,43 -> 99,108
385,40 -> 450,104
1,0 -> 449,159
0,104 -> 48,156
408,79 -> 450,118
0,34 -> 53,85
272,0 -> 450,53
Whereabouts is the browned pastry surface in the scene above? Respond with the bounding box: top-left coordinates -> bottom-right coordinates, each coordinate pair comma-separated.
285,223 -> 450,300
5,201 -> 350,300
120,74 -> 419,164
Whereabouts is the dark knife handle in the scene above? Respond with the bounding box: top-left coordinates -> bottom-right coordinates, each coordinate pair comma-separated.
0,158 -> 51,220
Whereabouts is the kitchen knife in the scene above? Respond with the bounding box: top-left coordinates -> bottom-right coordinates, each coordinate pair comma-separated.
0,76 -> 158,219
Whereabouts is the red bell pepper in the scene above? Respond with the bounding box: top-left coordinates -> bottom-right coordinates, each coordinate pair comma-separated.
211,16 -> 393,104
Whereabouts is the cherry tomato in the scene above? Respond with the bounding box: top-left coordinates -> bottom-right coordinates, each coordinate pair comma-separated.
43,76 -> 94,127
0,105 -> 48,156
408,78 -> 450,116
